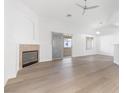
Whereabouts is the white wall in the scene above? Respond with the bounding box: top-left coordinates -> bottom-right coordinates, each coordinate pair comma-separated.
72,34 -> 97,57
38,17 -> 97,62
96,25 -> 119,57
114,29 -> 119,44
72,34 -> 83,57
114,44 -> 119,64
5,0 -> 39,85
98,34 -> 114,56
113,28 -> 119,64
96,31 -> 119,65
38,18 -> 97,61
39,31 -> 97,61
95,25 -> 119,64
39,18 -> 66,62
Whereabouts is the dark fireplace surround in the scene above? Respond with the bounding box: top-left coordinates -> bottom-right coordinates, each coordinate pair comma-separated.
19,44 -> 40,69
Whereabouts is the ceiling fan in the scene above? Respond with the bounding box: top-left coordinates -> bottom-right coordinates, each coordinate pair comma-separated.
76,0 -> 99,15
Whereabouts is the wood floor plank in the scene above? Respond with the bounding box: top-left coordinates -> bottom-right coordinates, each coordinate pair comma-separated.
5,55 -> 119,93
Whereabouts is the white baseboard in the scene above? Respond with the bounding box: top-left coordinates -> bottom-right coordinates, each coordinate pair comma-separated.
4,71 -> 18,86
40,58 -> 52,62
97,51 -> 114,56
114,61 -> 119,65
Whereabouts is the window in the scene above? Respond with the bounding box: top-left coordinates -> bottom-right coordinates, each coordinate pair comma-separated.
86,37 -> 94,50
64,38 -> 72,48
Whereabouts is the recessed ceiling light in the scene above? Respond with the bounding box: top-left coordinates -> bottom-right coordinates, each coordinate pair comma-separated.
100,22 -> 103,24
96,31 -> 100,35
66,14 -> 72,17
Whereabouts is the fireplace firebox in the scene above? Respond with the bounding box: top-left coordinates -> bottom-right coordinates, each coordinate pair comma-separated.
22,50 -> 38,67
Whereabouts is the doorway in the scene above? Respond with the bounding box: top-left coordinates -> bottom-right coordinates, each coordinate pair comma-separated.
63,35 -> 72,58
52,32 -> 72,61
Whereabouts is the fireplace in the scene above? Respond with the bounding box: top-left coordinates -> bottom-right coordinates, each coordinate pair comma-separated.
22,50 -> 38,67
19,44 -> 40,69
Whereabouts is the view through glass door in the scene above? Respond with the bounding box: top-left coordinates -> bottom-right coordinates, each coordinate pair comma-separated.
63,35 -> 72,58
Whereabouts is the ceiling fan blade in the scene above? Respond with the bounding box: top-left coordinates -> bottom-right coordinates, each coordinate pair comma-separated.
76,3 -> 85,9
82,9 -> 86,15
86,5 -> 99,9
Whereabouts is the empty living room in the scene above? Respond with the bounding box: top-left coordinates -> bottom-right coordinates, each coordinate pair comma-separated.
2,0 -> 120,93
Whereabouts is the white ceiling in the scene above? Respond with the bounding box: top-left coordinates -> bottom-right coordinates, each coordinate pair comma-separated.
21,0 -> 119,35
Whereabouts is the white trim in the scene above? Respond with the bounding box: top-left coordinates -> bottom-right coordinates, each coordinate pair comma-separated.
114,61 -> 119,65
40,58 -> 52,62
4,71 -> 18,86
97,51 -> 114,56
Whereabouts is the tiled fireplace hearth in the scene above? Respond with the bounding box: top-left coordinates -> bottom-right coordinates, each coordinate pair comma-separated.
19,44 -> 40,69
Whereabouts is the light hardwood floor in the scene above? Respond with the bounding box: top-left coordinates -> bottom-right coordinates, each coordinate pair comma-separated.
5,55 -> 119,93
